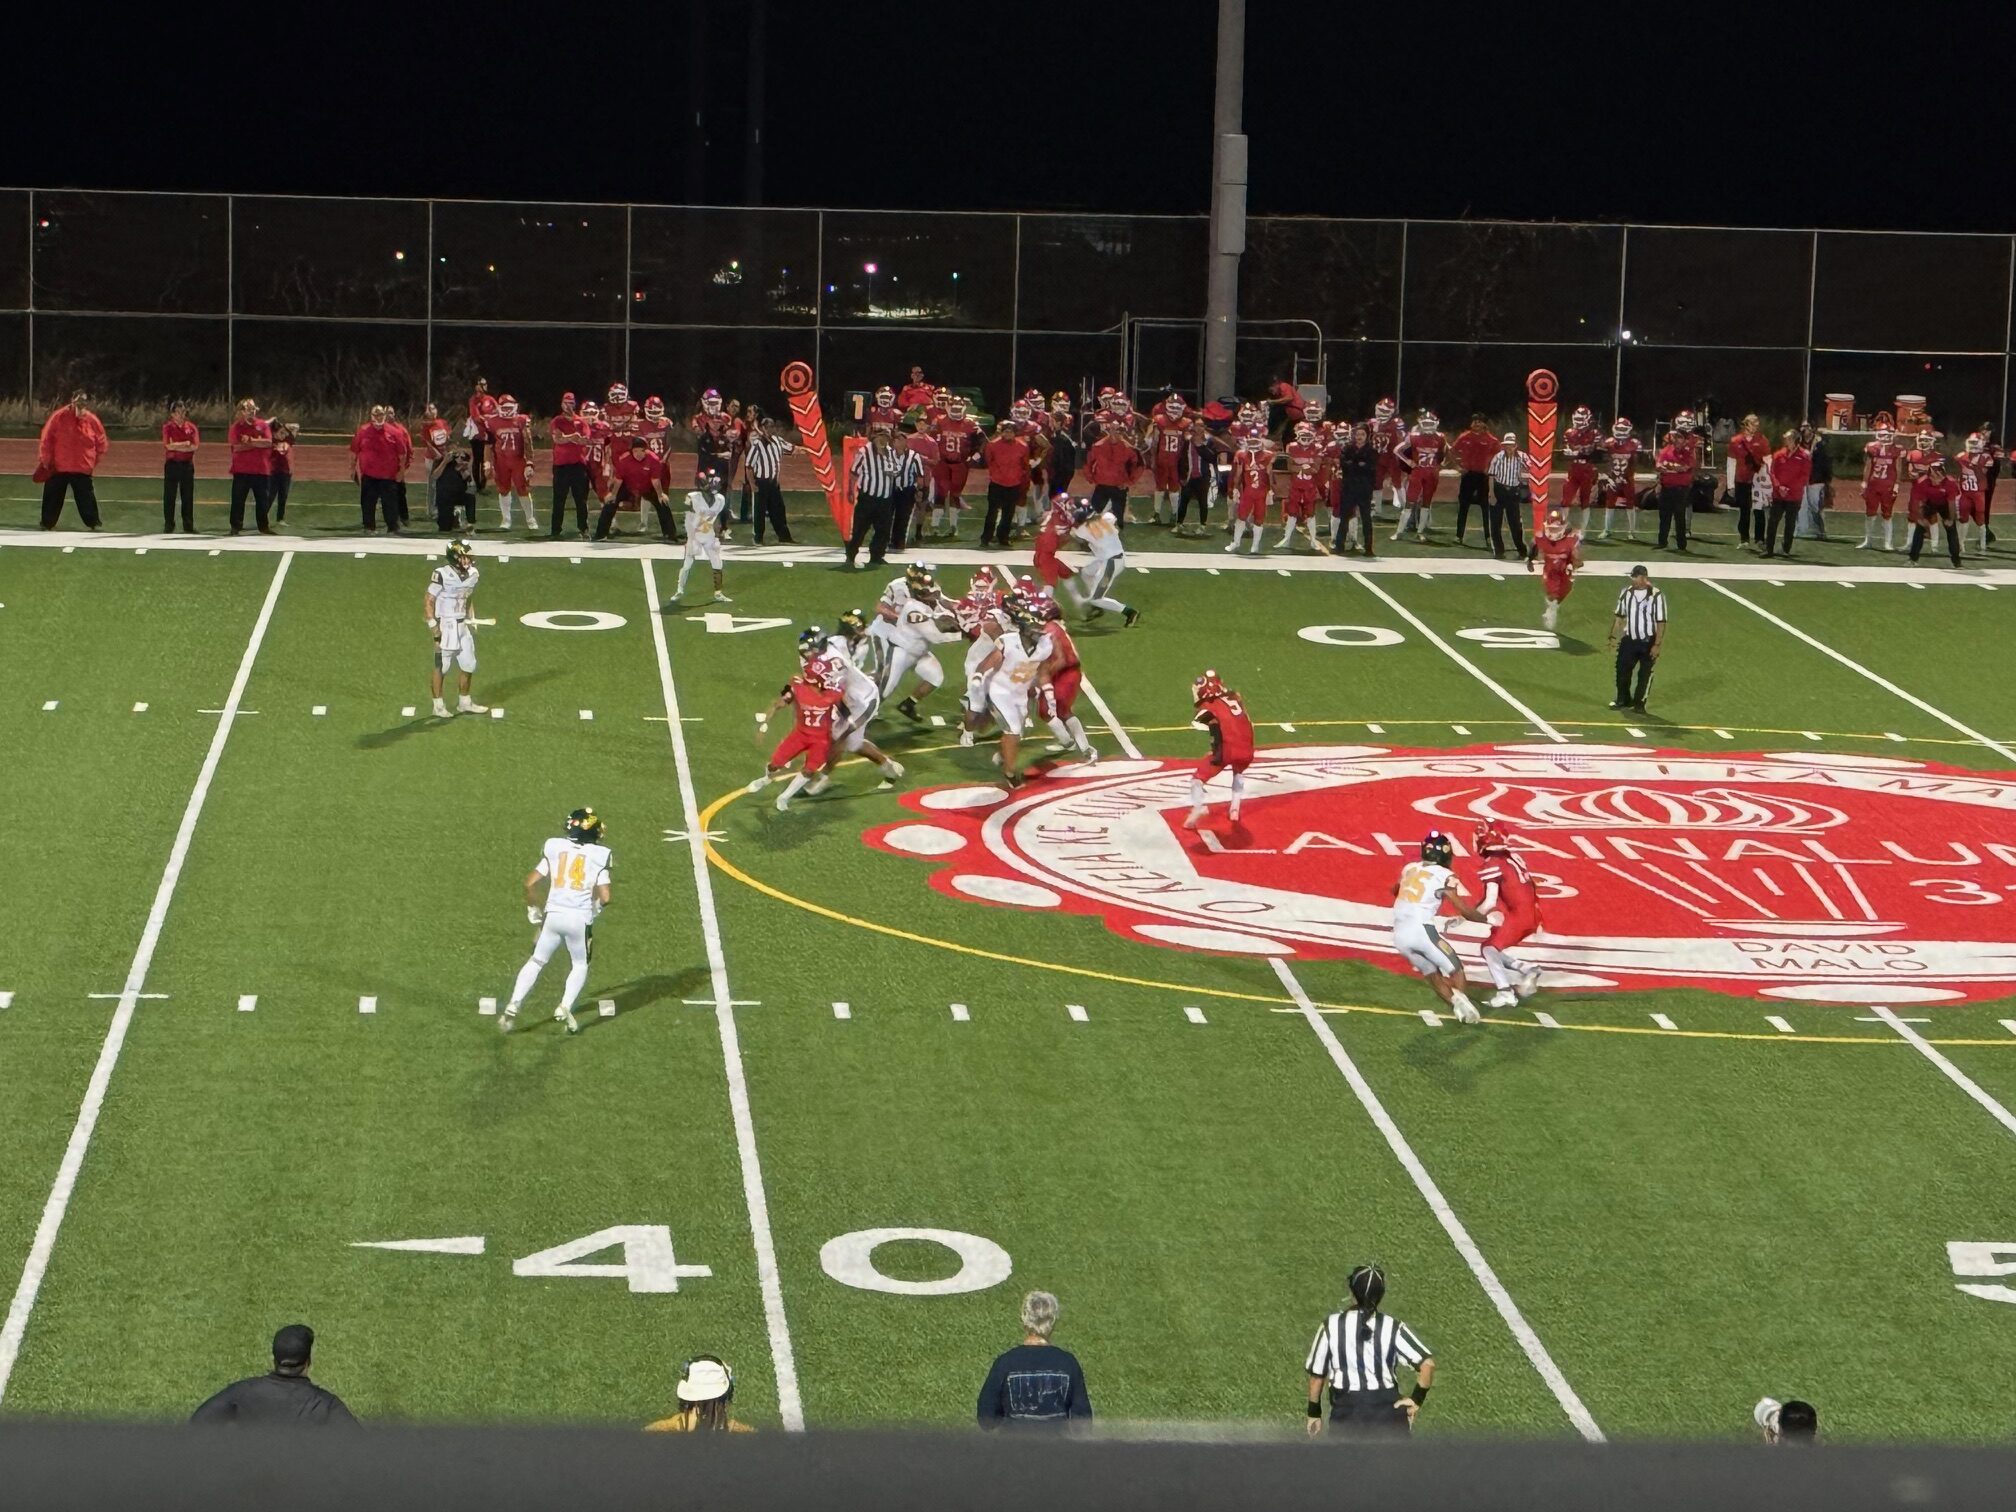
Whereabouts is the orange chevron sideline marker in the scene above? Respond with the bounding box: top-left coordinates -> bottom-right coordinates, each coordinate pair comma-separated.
1525,368 -> 1557,537
780,361 -> 851,535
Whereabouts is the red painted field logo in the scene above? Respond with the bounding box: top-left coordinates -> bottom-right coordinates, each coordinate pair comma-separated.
863,744 -> 2016,1005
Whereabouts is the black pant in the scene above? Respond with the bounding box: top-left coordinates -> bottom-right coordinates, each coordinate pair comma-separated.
271,470 -> 292,522
1733,480 -> 1757,543
550,462 -> 589,537
1656,484 -> 1690,549
1175,473 -> 1211,526
1909,510 -> 1962,567
1327,1389 -> 1410,1437
1615,636 -> 1656,709
983,481 -> 1021,546
1488,483 -> 1528,559
752,478 -> 792,543
395,480 -> 410,526
230,473 -> 273,532
1456,470 -> 1489,541
1090,483 -> 1128,530
41,471 -> 101,529
595,495 -> 676,541
848,492 -> 894,565
163,459 -> 195,531
358,475 -> 399,532
889,484 -> 917,552
1762,498 -> 1798,556
470,430 -> 488,491
1334,481 -> 1374,553
739,474 -> 754,524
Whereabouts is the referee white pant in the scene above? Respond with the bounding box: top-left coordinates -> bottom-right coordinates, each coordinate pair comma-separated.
509,909 -> 593,1013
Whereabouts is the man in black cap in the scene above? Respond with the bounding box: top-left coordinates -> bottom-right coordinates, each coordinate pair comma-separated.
1608,564 -> 1667,716
190,1324 -> 357,1424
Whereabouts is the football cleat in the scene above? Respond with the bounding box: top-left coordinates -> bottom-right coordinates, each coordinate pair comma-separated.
897,696 -> 921,720
1421,830 -> 1455,866
1515,965 -> 1542,1000
556,1005 -> 579,1034
432,698 -> 451,718
1451,996 -> 1482,1025
565,807 -> 605,844
804,772 -> 833,797
1485,990 -> 1520,1010
1182,805 -> 1207,830
499,1007 -> 517,1034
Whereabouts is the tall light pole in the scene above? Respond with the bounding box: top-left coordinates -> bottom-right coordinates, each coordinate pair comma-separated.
1202,0 -> 1246,402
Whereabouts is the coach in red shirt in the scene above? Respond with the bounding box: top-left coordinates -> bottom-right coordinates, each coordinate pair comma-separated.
1085,423 -> 1141,532
896,366 -> 935,413
37,390 -> 109,530
1654,434 -> 1696,552
981,422 -> 1032,549
350,404 -> 406,535
1450,415 -> 1498,546
162,400 -> 200,533
547,392 -> 591,539
227,398 -> 277,536
1762,431 -> 1811,559
468,379 -> 499,491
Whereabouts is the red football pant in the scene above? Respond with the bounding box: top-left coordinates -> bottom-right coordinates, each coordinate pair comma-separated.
493,459 -> 529,495
1404,470 -> 1437,505
1375,455 -> 1402,488
1152,456 -> 1182,491
1236,488 -> 1270,524
1958,492 -> 1986,524
1039,668 -> 1081,720
1487,910 -> 1538,952
768,728 -> 832,771
1543,569 -> 1573,604
938,461 -> 971,500
1863,487 -> 1896,519
1286,480 -> 1321,519
1562,465 -> 1597,507
1195,754 -> 1252,780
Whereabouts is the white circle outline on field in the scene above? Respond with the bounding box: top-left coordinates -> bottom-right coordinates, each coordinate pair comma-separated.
819,1228 -> 1013,1296
520,610 -> 628,632
1296,624 -> 1405,648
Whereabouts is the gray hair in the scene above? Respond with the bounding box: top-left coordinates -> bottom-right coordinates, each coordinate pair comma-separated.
1020,1290 -> 1059,1339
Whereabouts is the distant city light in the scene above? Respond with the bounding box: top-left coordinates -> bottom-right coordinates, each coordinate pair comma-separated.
827,284 -> 836,293
37,218 -> 49,228
1620,328 -> 1633,341
488,264 -> 497,273
730,259 -> 740,269
952,271 -> 960,281
393,250 -> 406,261
864,262 -> 878,274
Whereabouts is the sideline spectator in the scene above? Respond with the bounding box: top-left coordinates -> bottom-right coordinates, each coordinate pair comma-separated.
982,418 -> 1032,548
897,365 -> 935,412
601,436 -> 678,542
434,449 -> 474,533
645,1356 -> 754,1433
1977,422 -> 2002,546
351,404 -> 406,536
1755,1396 -> 1818,1444
1172,417 -> 1216,538
1797,423 -> 1831,540
468,377 -> 498,491
1085,422 -> 1140,531
162,400 -> 199,533
386,406 -> 414,527
1266,377 -> 1306,440
269,419 -> 298,525
190,1323 -> 356,1425
1654,428 -> 1695,551
743,411 -> 796,545
1908,458 -> 1963,569
977,1290 -> 1091,1432
899,420 -> 938,553
1763,429 -> 1810,558
419,403 -> 455,527
1727,413 -> 1770,551
725,398 -> 752,525
1304,1263 -> 1434,1437
1486,432 -> 1532,561
1451,415 -> 1497,546
1333,423 -> 1377,556
37,390 -> 109,530
548,392 -> 591,540
227,398 -> 277,536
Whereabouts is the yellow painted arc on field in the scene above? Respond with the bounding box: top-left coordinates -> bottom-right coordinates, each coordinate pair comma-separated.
698,786 -> 2015,1051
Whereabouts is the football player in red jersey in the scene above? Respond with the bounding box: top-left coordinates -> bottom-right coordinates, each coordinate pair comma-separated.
1149,393 -> 1191,524
1182,670 -> 1256,829
1392,410 -> 1445,542
1226,433 -> 1274,555
603,381 -> 640,434
579,401 -> 614,505
1908,457 -> 1963,568
751,635 -> 850,813
1560,405 -> 1601,534
468,378 -> 499,493
1597,416 -> 1643,540
929,394 -> 982,538
1859,422 -> 1902,551
1956,432 -> 1992,554
1279,420 -> 1333,553
1904,426 -> 1943,531
1525,508 -> 1583,632
690,388 -> 738,486
1032,595 -> 1095,762
865,385 -> 904,435
1472,822 -> 1543,1009
1032,491 -> 1084,607
484,394 -> 539,531
1366,397 -> 1406,519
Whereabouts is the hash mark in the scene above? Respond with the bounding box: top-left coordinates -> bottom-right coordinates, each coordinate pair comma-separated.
579,709 -> 594,721
134,548 -> 148,556
1276,568 -> 1291,577
2001,1020 -> 2016,1037
489,708 -> 504,720
207,549 -> 221,557
1767,578 -> 1784,586
1802,731 -> 1820,741
1765,1014 -> 1795,1034
1418,1008 -> 1441,1026
597,999 -> 615,1018
497,555 -> 511,563
1883,732 -> 1906,743
359,996 -> 378,1015
401,706 -> 416,717
1533,1011 -> 1560,1028
570,556 -> 582,565
237,995 -> 257,1013
1651,1013 -> 1676,1031
1626,726 -> 1646,738
1366,723 -> 1385,734
41,700 -> 57,711
1279,722 -> 1297,732
930,715 -> 946,727
478,997 -> 497,1016
1452,724 -> 1471,735
832,1001 -> 850,1020
312,705 -> 327,716
1207,567 -> 1221,575
950,1002 -> 970,1022
0,991 -> 12,1009
353,551 -> 367,559
1184,1006 -> 1207,1024
1713,728 -> 1733,740
132,702 -> 148,713
1066,1003 -> 1089,1022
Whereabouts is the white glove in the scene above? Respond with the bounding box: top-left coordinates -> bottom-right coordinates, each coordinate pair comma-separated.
756,713 -> 769,732
526,905 -> 544,925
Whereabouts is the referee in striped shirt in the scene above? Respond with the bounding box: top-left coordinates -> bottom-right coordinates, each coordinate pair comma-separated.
1608,564 -> 1667,714
1304,1263 -> 1436,1436
743,414 -> 796,545
847,430 -> 921,569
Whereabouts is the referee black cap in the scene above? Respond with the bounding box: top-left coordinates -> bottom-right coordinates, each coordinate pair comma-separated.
271,1323 -> 315,1368
1630,564 -> 1650,579
1348,1262 -> 1387,1312
1778,1400 -> 1818,1439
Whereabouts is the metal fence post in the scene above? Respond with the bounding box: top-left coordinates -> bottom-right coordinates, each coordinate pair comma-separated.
1393,220 -> 1408,405
1802,229 -> 1818,421
1613,226 -> 1628,417
813,209 -> 824,390
226,194 -> 235,403
624,203 -> 634,384
24,188 -> 32,404
2001,235 -> 2014,445
425,200 -> 434,405
1009,214 -> 1021,400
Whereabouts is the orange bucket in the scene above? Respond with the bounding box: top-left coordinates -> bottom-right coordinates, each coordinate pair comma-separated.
1823,394 -> 1853,430
1894,394 -> 1928,429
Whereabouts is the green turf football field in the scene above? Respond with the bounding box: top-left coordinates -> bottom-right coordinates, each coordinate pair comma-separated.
4,485 -> 2016,1443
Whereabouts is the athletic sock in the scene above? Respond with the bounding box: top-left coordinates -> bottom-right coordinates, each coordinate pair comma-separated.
510,956 -> 541,1005
1482,946 -> 1514,991
1229,771 -> 1245,820
559,958 -> 589,1013
1064,716 -> 1090,754
777,773 -> 810,806
1189,776 -> 1205,806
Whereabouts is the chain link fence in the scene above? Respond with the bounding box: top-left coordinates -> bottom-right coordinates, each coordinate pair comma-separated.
3,189 -> 2010,438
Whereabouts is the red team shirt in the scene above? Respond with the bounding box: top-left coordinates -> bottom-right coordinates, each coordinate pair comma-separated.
1957,450 -> 1992,522
1233,445 -> 1273,522
484,413 -> 532,486
1033,499 -> 1077,584
770,670 -> 846,769
1601,436 -> 1642,499
1399,430 -> 1446,502
1535,530 -> 1581,603
549,412 -> 588,467
162,419 -> 199,464
1561,424 -> 1602,505
1195,692 -> 1255,776
1039,621 -> 1082,721
1284,439 -> 1324,517
1479,848 -> 1539,950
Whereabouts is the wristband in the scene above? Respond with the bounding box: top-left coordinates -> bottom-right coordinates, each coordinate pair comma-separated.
1410,1384 -> 1429,1406
1306,1400 -> 1323,1419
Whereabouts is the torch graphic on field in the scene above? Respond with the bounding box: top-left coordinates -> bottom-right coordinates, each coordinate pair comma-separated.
1525,368 -> 1557,539
779,361 -> 851,537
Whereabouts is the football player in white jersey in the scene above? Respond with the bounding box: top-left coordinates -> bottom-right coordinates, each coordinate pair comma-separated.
1391,831 -> 1488,1024
807,613 -> 905,795
883,570 -> 962,719
865,560 -> 930,680
955,569 -> 1013,748
670,468 -> 732,604
972,599 -> 1050,788
426,539 -> 489,719
1069,501 -> 1141,625
501,807 -> 612,1035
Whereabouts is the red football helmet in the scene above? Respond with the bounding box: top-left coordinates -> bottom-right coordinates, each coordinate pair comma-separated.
967,569 -> 1000,600
1009,401 -> 1031,424
1542,508 -> 1567,540
1612,417 -> 1634,438
1967,431 -> 1986,454
946,394 -> 968,419
644,395 -> 665,420
1673,409 -> 1698,433
1050,391 -> 1071,410
1418,410 -> 1440,433
580,400 -> 602,421
1919,427 -> 1940,448
700,387 -> 723,415
933,386 -> 952,409
560,391 -> 577,409
1873,423 -> 1895,444
1374,397 -> 1397,420
608,382 -> 629,404
1105,391 -> 1129,414
1473,820 -> 1512,856
1293,421 -> 1316,444
1022,387 -> 1044,407
1236,401 -> 1262,427
1192,669 -> 1228,706
1165,393 -> 1186,416
1571,405 -> 1593,429
874,385 -> 895,407
497,394 -> 519,416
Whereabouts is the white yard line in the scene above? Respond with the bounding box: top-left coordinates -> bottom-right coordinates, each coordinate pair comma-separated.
1269,958 -> 1603,1442
1870,1006 -> 2016,1140
642,558 -> 804,1432
0,551 -> 293,1406
1078,675 -> 1142,758
1703,580 -> 2016,764
1348,573 -> 1566,743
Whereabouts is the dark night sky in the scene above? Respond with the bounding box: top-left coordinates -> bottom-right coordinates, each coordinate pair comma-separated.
6,3 -> 2013,231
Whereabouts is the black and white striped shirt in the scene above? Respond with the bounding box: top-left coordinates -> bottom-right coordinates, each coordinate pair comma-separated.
1613,584 -> 1667,641
744,432 -> 793,481
1488,449 -> 1531,489
851,444 -> 912,498
1305,1308 -> 1430,1395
